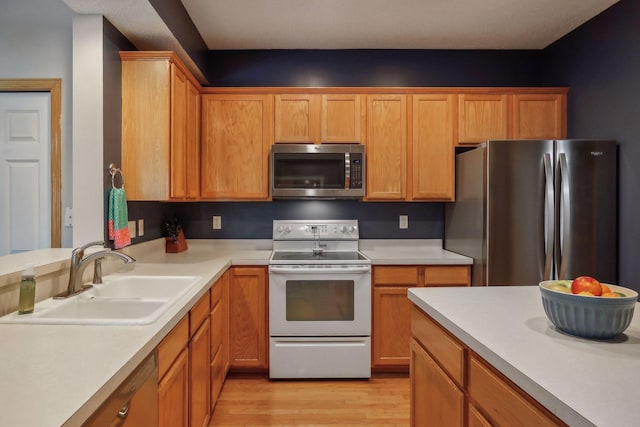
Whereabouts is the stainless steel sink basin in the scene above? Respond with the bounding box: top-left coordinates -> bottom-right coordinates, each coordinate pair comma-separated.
0,275 -> 201,326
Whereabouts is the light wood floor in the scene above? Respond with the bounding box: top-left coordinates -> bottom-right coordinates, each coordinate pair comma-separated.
209,374 -> 410,426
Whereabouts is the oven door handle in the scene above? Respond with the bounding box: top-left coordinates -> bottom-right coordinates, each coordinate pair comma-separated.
269,265 -> 371,274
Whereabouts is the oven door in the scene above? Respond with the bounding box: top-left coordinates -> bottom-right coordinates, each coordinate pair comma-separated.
268,264 -> 371,336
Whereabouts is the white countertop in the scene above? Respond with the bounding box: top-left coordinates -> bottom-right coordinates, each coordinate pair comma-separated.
0,240 -> 271,427
359,239 -> 472,265
408,286 -> 640,427
0,238 -> 468,426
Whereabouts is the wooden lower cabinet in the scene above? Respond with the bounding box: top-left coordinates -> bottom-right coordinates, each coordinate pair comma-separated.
189,317 -> 211,427
209,271 -> 228,411
410,304 -> 567,427
158,316 -> 190,427
410,339 -> 464,426
372,265 -> 470,370
229,266 -> 268,370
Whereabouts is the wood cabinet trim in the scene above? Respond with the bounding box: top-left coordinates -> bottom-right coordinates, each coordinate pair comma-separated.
202,86 -> 568,95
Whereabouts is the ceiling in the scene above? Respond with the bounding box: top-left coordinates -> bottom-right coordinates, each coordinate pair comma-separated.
182,0 -> 620,50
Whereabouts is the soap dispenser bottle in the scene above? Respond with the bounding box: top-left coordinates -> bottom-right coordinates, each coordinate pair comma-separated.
18,264 -> 36,314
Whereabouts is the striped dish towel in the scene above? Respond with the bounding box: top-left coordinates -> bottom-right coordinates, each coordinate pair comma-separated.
108,187 -> 131,249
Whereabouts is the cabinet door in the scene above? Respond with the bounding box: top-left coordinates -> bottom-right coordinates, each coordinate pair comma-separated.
373,286 -> 412,367
189,318 -> 211,427
321,94 -> 362,143
365,94 -> 408,200
185,80 -> 200,199
411,94 -> 456,201
201,95 -> 273,199
458,94 -> 509,144
222,270 -> 231,375
511,93 -> 566,139
121,58 -> 171,201
159,348 -> 189,427
468,404 -> 493,427
274,94 -> 318,143
170,64 -> 187,199
410,339 -> 464,427
229,267 -> 267,369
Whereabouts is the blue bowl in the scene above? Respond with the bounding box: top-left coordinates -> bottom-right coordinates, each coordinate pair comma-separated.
539,280 -> 638,339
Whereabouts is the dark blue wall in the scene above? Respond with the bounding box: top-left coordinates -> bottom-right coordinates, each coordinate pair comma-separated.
206,49 -> 545,87
544,0 -> 639,290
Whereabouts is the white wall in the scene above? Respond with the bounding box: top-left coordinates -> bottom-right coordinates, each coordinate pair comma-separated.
72,15 -> 105,245
0,0 -> 74,248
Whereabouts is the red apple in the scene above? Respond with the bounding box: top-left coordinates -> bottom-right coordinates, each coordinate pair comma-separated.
571,276 -> 602,296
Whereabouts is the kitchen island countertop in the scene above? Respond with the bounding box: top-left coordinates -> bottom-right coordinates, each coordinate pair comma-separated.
408,286 -> 640,427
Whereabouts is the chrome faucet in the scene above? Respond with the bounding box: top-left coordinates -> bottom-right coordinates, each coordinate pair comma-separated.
55,241 -> 136,299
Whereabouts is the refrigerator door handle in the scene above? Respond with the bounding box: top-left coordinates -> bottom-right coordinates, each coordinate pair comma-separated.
543,153 -> 554,280
558,153 -> 571,279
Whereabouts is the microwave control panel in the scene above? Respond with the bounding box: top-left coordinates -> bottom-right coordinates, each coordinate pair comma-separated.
349,154 -> 363,188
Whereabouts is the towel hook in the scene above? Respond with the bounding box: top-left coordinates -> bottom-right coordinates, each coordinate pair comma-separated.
109,163 -> 125,189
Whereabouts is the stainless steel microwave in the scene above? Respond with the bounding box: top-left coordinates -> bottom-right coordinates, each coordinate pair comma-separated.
271,144 -> 365,199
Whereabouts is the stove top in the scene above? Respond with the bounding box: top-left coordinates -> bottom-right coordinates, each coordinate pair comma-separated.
271,220 -> 369,265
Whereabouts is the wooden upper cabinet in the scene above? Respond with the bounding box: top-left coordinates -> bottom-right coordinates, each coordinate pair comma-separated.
185,80 -> 200,199
411,94 -> 456,201
365,94 -> 408,200
274,94 -> 361,143
121,52 -> 201,201
458,94 -> 509,144
321,94 -> 362,143
512,93 -> 566,139
200,94 -> 273,200
170,65 -> 187,199
274,94 -> 317,143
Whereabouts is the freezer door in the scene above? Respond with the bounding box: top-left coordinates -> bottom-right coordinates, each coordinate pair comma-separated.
555,140 -> 617,283
486,140 -> 554,285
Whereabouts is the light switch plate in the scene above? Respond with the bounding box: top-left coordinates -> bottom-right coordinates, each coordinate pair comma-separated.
64,207 -> 73,227
399,215 -> 409,229
213,215 -> 222,230
138,219 -> 144,236
128,220 -> 137,238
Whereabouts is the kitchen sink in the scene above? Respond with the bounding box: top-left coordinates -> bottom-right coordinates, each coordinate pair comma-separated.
0,275 -> 201,326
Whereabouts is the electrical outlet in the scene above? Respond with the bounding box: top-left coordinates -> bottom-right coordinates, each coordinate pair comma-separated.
399,215 -> 409,229
138,219 -> 144,236
213,215 -> 222,230
128,220 -> 137,238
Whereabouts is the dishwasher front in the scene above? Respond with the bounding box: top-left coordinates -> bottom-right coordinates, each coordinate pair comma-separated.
82,352 -> 158,427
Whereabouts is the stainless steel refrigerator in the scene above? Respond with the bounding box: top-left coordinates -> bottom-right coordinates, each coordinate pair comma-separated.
444,140 -> 617,286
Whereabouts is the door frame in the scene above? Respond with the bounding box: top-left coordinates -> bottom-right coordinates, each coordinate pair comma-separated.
0,79 -> 62,248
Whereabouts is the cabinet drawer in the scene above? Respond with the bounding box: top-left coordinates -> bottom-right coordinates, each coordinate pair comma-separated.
468,355 -> 560,427
211,278 -> 223,306
190,292 -> 210,337
373,266 -> 419,285
158,316 -> 189,380
411,305 -> 465,387
210,297 -> 223,358
424,266 -> 469,286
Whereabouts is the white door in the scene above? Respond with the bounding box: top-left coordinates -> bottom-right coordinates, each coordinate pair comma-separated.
0,92 -> 51,255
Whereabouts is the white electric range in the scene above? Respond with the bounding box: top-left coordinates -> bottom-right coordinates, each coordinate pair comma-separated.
268,219 -> 371,379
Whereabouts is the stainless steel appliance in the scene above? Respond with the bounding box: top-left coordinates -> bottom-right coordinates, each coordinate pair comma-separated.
269,219 -> 371,379
445,139 -> 617,286
270,144 -> 365,199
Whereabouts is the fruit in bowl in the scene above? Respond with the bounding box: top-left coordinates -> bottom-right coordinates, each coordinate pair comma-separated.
539,278 -> 638,339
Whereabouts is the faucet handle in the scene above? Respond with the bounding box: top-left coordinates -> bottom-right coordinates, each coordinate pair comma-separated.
92,257 -> 105,285
72,240 -> 105,258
